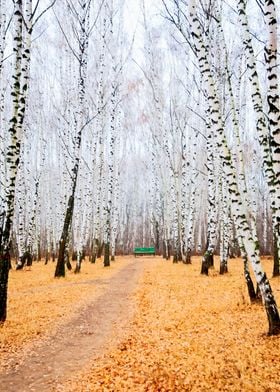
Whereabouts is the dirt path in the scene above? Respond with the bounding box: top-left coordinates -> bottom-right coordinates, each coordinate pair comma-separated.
0,258 -> 148,392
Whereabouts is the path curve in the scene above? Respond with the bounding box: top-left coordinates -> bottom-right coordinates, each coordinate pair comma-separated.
0,258 -> 147,392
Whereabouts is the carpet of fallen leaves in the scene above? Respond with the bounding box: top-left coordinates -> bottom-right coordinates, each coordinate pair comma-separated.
1,256 -> 280,391
0,256 -> 133,368
64,256 -> 280,392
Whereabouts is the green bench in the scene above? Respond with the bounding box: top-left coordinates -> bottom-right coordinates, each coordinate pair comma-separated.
134,247 -> 156,257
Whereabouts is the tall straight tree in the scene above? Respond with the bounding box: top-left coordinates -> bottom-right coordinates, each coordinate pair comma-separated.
0,0 -> 56,321
103,0 -> 117,267
55,0 -> 92,277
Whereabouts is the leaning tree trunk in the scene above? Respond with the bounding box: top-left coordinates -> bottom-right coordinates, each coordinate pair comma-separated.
262,0 -> 280,276
215,17 -> 261,281
237,0 -> 279,274
55,191 -> 75,278
0,0 -> 24,322
187,0 -> 280,335
243,252 -> 258,302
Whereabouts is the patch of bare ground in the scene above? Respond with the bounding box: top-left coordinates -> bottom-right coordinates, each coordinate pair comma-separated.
63,256 -> 280,392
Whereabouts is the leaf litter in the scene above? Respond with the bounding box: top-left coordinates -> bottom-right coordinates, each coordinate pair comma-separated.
64,256 -> 280,392
1,256 -> 280,391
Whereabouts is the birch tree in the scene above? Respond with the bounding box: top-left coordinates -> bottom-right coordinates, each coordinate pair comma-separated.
262,0 -> 280,276
163,0 -> 280,335
237,0 -> 279,275
55,0 -> 92,277
0,0 -> 25,322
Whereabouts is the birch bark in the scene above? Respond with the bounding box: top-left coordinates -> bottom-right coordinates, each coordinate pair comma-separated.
262,0 -> 280,276
0,0 -> 24,322
187,0 -> 280,334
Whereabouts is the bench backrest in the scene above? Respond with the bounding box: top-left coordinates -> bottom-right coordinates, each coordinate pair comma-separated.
134,247 -> 155,253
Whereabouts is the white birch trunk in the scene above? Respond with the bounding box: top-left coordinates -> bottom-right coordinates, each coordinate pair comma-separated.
187,0 -> 280,335
262,0 -> 280,275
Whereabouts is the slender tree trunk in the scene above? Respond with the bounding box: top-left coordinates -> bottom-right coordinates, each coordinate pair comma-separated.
243,253 -> 258,302
55,191 -> 75,277
90,238 -> 99,263
55,1 -> 90,276
273,233 -> 280,276
0,0 -> 24,322
262,0 -> 280,276
202,109 -> 217,274
104,242 -> 110,267
237,0 -> 279,275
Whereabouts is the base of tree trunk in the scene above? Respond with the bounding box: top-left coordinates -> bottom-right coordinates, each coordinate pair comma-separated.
36,245 -> 41,262
219,261 -> 228,275
91,254 -> 96,263
98,242 -> 104,258
55,241 -> 66,277
74,262 -> 81,274
201,260 -> 209,275
185,250 -> 192,264
273,234 -> 280,276
268,324 -> 280,335
267,311 -> 280,336
173,253 -> 178,263
16,251 -> 32,270
177,250 -> 183,262
162,243 -> 167,259
245,272 -> 257,301
201,252 -> 212,275
104,243 -> 110,267
167,242 -> 171,260
66,257 -> 72,271
0,252 -> 10,323
208,253 -> 214,268
111,255 -> 115,262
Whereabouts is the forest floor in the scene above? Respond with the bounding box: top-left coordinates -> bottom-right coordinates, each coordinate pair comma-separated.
0,256 -> 280,391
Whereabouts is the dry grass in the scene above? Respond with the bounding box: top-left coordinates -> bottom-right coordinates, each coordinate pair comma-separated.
64,256 -> 280,392
0,256 -> 133,366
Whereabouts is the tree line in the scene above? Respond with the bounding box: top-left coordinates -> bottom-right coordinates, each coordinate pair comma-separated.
0,0 -> 279,334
